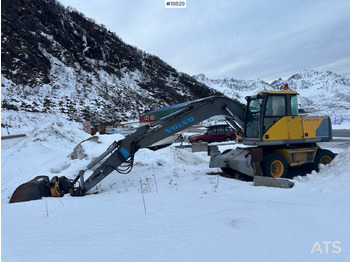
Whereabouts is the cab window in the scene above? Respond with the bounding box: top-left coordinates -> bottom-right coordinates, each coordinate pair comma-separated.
291,95 -> 298,115
265,95 -> 286,116
246,98 -> 262,138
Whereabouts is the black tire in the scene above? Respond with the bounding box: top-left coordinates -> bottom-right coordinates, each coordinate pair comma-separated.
221,167 -> 234,175
196,139 -> 204,143
313,149 -> 336,172
262,153 -> 288,178
225,137 -> 232,141
220,167 -> 252,181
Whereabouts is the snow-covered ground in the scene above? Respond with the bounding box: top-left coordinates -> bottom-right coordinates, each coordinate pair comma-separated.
1,111 -> 350,262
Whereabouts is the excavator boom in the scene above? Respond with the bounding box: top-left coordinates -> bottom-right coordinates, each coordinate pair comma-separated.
10,96 -> 245,202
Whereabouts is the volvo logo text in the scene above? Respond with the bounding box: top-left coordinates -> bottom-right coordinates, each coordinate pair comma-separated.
166,117 -> 194,133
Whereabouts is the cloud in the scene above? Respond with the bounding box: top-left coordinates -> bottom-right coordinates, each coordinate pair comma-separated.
59,0 -> 350,81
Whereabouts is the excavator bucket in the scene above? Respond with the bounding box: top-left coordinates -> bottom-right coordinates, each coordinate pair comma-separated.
9,176 -> 71,203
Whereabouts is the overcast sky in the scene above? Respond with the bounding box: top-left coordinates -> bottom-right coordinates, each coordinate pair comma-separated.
58,0 -> 350,82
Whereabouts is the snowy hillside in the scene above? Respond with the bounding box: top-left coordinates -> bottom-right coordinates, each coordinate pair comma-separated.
3,0 -> 349,125
2,111 -> 350,262
194,69 -> 350,119
288,70 -> 350,115
193,74 -> 272,103
1,0 -> 218,123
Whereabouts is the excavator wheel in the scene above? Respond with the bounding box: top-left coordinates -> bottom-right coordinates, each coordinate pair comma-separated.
262,153 -> 288,179
313,149 -> 336,172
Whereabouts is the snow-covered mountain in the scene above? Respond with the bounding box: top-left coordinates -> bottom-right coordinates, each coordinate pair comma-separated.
287,70 -> 350,115
194,69 -> 350,117
1,0 -> 219,123
193,74 -> 272,103
2,0 -> 349,126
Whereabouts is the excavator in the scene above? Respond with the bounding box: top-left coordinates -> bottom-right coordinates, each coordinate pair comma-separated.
10,85 -> 336,203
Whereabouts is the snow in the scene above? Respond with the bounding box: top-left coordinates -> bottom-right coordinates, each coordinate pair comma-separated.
332,115 -> 350,128
1,111 -> 350,262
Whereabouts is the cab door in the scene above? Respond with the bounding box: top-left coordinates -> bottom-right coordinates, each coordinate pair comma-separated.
262,93 -> 303,142
245,97 -> 262,139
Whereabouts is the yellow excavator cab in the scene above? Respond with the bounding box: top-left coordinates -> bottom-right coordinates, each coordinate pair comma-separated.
244,89 -> 332,146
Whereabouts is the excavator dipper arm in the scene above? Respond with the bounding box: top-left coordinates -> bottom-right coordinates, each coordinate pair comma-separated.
10,96 -> 245,202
